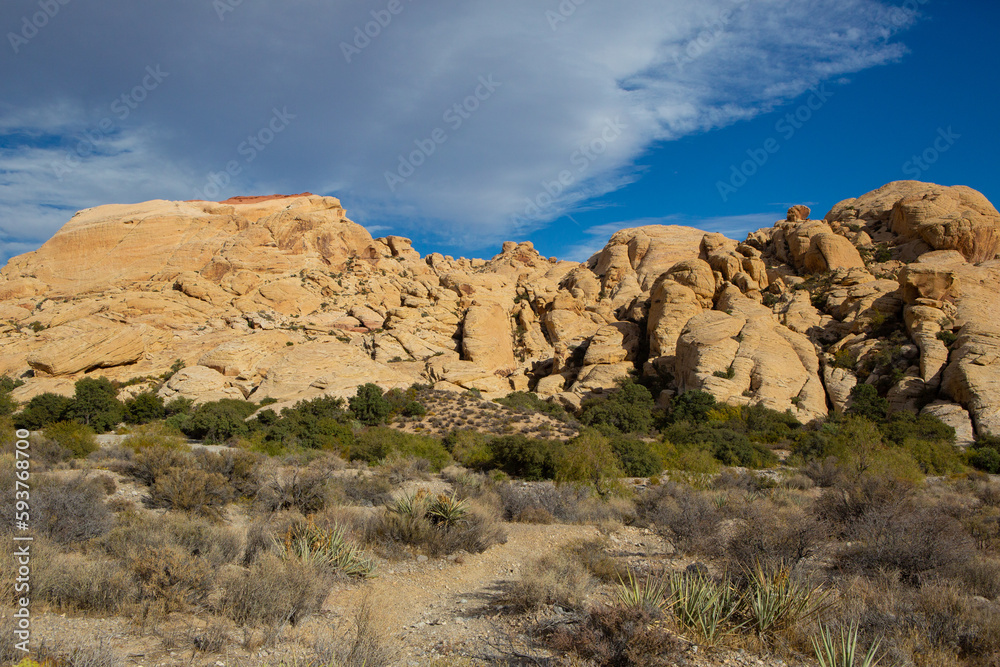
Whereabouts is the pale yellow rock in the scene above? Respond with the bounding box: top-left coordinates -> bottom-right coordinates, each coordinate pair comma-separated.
921,401 -> 976,448
583,322 -> 640,366
27,319 -> 146,376
462,303 -> 515,372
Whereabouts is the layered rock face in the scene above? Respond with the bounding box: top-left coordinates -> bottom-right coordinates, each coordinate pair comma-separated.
1,182 -> 998,437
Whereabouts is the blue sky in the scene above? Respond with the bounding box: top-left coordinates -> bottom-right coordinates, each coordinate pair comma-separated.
1,0 -> 996,264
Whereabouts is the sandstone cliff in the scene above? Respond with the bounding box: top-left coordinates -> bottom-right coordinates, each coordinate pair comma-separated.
1,182 -> 998,437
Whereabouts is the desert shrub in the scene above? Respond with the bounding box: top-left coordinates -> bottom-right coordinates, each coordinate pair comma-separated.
42,420 -> 98,458
178,399 -> 257,443
332,471 -> 396,507
580,378 -> 656,434
220,553 -> 333,627
720,503 -> 826,572
14,392 -> 74,430
127,544 -> 216,610
504,551 -> 593,611
949,555 -> 1000,600
546,604 -> 681,666
565,538 -> 625,583
828,488 -> 975,582
146,467 -> 234,520
442,429 -> 492,469
662,422 -> 776,469
0,377 -> 19,418
161,513 -> 243,567
847,383 -> 889,422
495,391 -> 568,421
487,434 -> 559,480
881,411 -> 954,446
611,435 -> 662,477
255,456 -> 342,514
254,395 -> 354,449
349,383 -> 391,426
554,430 -> 623,496
349,427 -> 450,470
668,389 -> 716,424
127,446 -> 190,485
367,492 -> 506,557
379,453 -> 431,483
28,542 -> 135,613
968,434 -> 1000,474
32,474 -> 114,544
666,571 -> 742,645
67,377 -> 124,433
637,483 -> 720,553
121,424 -> 189,451
656,440 -> 721,474
192,447 -> 262,498
274,518 -> 376,577
813,473 -> 913,531
124,391 -> 166,424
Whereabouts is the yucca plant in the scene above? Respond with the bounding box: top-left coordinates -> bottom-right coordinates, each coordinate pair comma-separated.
616,569 -> 670,613
388,489 -> 428,519
275,519 -> 377,578
742,562 -> 830,638
668,571 -> 744,645
426,493 -> 470,529
812,622 -> 882,667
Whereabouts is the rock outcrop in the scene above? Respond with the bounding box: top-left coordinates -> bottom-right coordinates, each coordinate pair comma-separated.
2,182 -> 999,437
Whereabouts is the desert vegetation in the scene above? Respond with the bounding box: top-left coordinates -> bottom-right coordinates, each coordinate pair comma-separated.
0,374 -> 998,666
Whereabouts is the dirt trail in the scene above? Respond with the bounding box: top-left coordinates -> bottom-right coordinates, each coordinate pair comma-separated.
323,523 -> 599,663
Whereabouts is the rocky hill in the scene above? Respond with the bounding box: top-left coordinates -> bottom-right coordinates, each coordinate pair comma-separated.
1,181 -> 998,439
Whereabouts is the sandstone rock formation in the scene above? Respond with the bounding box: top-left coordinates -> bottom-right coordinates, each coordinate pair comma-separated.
1,182 -> 998,438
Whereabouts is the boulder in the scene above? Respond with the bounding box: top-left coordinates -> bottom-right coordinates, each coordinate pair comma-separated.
27,320 -> 146,376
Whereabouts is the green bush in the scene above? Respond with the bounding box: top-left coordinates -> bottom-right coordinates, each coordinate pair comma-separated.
662,422 -> 776,469
0,376 -> 20,418
349,427 -> 450,470
14,392 -> 74,430
969,435 -> 1000,474
580,378 -> 656,434
554,431 -> 623,496
349,383 -> 391,426
495,391 -> 568,421
33,474 -> 114,544
611,435 -> 662,477
487,434 -> 559,480
178,399 -> 257,443
42,421 -> 98,458
253,395 -> 354,449
668,390 -> 717,424
67,377 -> 124,433
124,392 -> 166,424
443,429 -> 492,469
847,383 -> 888,422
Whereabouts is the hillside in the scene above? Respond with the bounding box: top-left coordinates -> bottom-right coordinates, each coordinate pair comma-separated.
1,181 -> 998,440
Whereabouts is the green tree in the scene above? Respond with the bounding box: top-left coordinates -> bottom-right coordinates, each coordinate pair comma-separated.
610,436 -> 662,477
846,383 -> 888,422
124,392 -> 166,424
668,390 -> 717,424
180,399 -> 257,443
555,430 -> 622,496
580,378 -> 655,433
68,377 -> 124,432
14,392 -> 74,430
349,383 -> 391,426
487,434 -> 558,480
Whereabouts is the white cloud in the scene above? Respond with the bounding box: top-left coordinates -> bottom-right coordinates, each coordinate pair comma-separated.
0,0 -> 916,259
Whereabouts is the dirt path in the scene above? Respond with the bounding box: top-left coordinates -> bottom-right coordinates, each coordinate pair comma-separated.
323,523 -> 600,664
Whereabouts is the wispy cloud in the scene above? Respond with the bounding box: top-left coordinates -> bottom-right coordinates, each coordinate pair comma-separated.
0,0 -> 916,261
